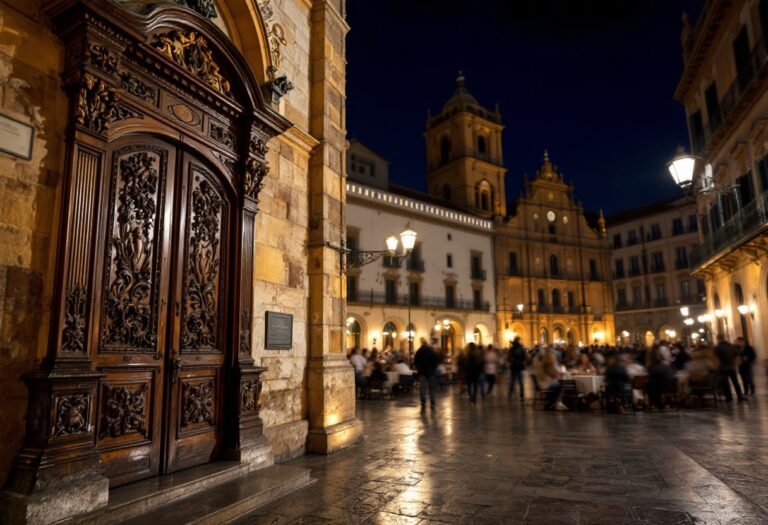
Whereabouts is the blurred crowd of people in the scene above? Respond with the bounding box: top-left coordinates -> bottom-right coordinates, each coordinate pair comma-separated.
348,332 -> 759,412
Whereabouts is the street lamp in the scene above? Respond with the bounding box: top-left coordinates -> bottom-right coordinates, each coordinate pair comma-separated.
679,306 -> 689,317
345,224 -> 418,353
346,223 -> 418,269
667,149 -> 696,191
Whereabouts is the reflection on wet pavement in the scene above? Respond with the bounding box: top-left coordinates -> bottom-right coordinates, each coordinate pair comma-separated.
234,388 -> 768,524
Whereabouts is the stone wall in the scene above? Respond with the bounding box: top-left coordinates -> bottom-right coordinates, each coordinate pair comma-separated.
0,1 -> 67,486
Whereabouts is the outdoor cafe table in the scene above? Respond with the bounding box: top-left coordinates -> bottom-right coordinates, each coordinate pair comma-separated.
571,374 -> 604,395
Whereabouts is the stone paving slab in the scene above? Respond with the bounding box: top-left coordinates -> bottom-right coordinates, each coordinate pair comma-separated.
233,389 -> 768,524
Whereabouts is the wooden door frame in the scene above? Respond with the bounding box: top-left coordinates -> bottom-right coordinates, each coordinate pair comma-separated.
4,0 -> 291,498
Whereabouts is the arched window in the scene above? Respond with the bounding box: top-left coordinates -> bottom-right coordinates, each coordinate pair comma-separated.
537,288 -> 546,307
549,254 -> 559,276
480,191 -> 489,211
440,136 -> 451,163
477,135 -> 487,154
346,320 -> 361,351
383,321 -> 397,350
552,289 -> 561,307
442,184 -> 452,200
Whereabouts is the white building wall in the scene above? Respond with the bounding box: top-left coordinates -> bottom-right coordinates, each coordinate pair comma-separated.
345,182 -> 497,351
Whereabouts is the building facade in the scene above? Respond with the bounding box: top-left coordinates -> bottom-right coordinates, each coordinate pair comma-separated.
494,156 -> 615,348
0,0 -> 361,522
608,197 -> 707,346
676,0 -> 768,359
345,142 -> 497,361
420,75 -> 615,348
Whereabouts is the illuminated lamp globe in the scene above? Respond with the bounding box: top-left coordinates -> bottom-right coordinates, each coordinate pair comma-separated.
399,223 -> 418,253
667,149 -> 696,189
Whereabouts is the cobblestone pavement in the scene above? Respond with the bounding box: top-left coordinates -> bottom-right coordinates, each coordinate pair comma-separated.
235,387 -> 768,524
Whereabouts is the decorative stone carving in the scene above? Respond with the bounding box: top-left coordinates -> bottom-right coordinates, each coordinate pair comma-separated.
102,151 -> 161,350
181,381 -> 214,426
120,71 -> 156,102
244,158 -> 268,200
182,178 -> 222,350
240,379 -> 261,414
240,310 -> 250,354
172,0 -> 217,19
61,284 -> 87,353
210,122 -> 235,149
89,44 -> 118,75
152,30 -> 232,97
265,69 -> 294,104
54,394 -> 89,436
76,73 -> 141,134
100,384 -> 148,438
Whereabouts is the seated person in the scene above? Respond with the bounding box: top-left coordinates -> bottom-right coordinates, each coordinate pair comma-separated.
604,354 -> 631,397
534,347 -> 568,411
394,359 -> 412,376
685,345 -> 717,383
571,353 -> 596,375
369,361 -> 391,392
624,353 -> 646,378
647,347 -> 676,408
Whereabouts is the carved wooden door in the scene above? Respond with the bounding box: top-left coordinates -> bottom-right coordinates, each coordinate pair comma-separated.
163,151 -> 230,474
93,137 -> 231,485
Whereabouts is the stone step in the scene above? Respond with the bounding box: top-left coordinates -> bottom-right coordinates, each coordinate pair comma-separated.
64,461 -> 249,525
113,465 -> 313,525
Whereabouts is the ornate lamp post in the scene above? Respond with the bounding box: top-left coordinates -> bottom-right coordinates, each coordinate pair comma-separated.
345,224 -> 418,353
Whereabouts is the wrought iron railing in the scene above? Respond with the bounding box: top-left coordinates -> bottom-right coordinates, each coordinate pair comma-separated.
691,190 -> 768,268
349,290 -> 490,311
700,33 -> 768,151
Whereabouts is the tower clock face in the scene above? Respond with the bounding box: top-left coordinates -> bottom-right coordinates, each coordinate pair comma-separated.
546,210 -> 556,223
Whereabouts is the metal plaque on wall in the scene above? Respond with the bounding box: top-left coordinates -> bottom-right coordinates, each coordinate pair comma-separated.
0,113 -> 34,160
265,311 -> 293,350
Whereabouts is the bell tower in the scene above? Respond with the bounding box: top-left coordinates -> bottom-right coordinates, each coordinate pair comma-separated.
424,72 -> 507,217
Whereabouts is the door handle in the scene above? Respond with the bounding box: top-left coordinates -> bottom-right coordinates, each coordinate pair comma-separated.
172,357 -> 181,383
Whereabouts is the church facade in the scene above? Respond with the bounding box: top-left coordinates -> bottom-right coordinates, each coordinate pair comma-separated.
0,0 -> 360,522
423,75 -> 616,348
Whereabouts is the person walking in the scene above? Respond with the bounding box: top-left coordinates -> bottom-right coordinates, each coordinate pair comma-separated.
508,337 -> 527,402
736,336 -> 757,396
483,345 -> 499,396
414,337 -> 440,411
465,343 -> 484,404
715,334 -> 745,403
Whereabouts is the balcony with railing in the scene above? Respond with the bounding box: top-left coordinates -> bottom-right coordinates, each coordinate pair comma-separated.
698,33 -> 768,153
349,290 -> 490,311
382,256 -> 401,269
471,268 -> 487,280
406,258 -> 425,272
691,190 -> 768,269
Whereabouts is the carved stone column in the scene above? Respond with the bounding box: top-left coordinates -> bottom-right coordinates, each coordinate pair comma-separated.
305,0 -> 363,454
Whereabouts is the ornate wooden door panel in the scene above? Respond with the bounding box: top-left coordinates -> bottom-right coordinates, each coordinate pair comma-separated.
93,138 -> 176,486
164,154 -> 230,473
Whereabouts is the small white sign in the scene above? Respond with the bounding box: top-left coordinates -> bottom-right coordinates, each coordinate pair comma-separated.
0,113 -> 34,160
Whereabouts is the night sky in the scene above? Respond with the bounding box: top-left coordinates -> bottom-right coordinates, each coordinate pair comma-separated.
346,0 -> 702,215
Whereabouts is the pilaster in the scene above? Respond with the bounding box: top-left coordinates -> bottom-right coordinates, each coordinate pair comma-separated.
306,0 -> 362,453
